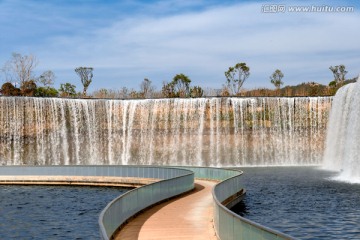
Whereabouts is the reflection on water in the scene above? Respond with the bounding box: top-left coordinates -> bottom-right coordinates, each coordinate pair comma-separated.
0,185 -> 126,239
232,167 -> 360,240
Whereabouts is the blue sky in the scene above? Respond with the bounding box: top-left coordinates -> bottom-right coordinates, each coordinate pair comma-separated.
0,0 -> 359,92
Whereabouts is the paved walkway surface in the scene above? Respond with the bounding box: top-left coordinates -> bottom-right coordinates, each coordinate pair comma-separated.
114,180 -> 218,240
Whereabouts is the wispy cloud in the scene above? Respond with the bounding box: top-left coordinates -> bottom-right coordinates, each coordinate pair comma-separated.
0,0 -> 359,91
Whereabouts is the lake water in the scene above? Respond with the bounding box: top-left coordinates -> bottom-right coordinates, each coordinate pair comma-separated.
2,167 -> 359,239
232,167 -> 360,239
0,185 -> 126,239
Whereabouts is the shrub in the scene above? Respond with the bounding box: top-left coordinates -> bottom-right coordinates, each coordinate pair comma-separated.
35,87 -> 59,97
0,82 -> 21,96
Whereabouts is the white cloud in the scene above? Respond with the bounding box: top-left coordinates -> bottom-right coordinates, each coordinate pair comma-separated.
3,1 -> 360,91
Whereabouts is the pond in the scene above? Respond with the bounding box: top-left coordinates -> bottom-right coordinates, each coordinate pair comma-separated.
0,185 -> 126,239
232,167 -> 360,239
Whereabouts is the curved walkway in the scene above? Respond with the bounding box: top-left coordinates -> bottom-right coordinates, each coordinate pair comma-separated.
114,180 -> 218,240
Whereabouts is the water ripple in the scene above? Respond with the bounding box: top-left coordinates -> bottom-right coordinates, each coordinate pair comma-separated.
232,167 -> 360,240
0,185 -> 126,239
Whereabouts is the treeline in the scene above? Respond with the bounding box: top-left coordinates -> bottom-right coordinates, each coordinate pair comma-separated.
92,75 -> 205,99
92,64 -> 356,99
242,78 -> 357,97
0,52 -> 356,98
0,53 -> 94,98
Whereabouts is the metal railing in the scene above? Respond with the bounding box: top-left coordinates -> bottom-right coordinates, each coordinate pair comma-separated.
0,165 -> 295,239
97,166 -> 194,239
179,166 -> 240,181
0,165 -> 189,179
0,165 -> 194,239
211,169 -> 294,240
178,166 -> 293,240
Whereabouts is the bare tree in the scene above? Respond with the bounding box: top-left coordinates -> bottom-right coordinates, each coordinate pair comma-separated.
1,53 -> 38,87
140,78 -> 155,98
119,87 -> 129,98
1,63 -> 14,83
75,67 -> 93,96
38,70 -> 55,87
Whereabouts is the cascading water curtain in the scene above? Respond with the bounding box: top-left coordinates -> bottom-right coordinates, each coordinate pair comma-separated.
323,79 -> 360,183
0,97 -> 332,166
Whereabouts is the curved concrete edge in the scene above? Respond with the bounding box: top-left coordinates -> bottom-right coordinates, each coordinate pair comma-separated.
179,166 -> 294,239
98,167 -> 195,239
211,169 -> 295,240
221,189 -> 246,209
0,165 -> 195,239
113,179 -> 217,240
0,176 -> 158,187
0,166 -> 295,240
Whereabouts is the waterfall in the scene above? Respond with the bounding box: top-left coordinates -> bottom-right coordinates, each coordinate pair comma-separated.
323,79 -> 360,183
0,97 -> 332,166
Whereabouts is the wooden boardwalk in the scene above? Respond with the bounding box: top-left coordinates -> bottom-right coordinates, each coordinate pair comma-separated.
114,180 -> 218,240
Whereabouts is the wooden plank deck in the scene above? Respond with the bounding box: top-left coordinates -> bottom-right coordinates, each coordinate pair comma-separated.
114,180 -> 218,240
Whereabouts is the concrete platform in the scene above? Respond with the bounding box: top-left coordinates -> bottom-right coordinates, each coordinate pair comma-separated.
0,176 -> 158,188
114,180 -> 218,240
